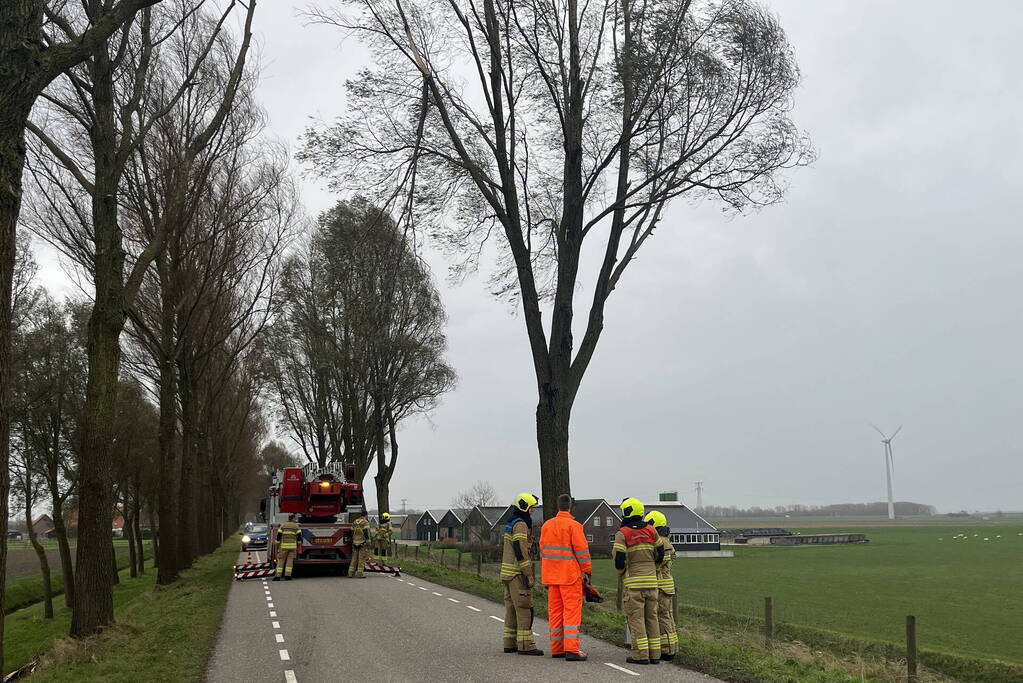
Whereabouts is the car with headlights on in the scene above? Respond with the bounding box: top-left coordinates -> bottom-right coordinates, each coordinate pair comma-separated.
241,523 -> 269,551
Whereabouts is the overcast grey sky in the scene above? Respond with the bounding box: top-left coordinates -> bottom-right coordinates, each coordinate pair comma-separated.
33,1 -> 1023,513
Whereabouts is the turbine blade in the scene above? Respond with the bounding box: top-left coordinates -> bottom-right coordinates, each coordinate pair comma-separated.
870,423 -> 887,438
891,424 -> 903,440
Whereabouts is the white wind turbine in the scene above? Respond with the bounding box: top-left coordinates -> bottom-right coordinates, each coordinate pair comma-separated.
871,423 -> 902,520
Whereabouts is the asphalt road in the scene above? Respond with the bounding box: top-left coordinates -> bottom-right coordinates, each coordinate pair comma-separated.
206,551 -> 722,683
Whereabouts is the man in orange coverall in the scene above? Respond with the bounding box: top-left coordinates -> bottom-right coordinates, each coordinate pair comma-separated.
539,494 -> 592,661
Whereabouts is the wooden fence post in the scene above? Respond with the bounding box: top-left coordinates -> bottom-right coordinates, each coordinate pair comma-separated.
415,545 -> 419,559
906,615 -> 918,683
477,551 -> 482,576
440,548 -> 445,567
457,551 -> 462,571
764,597 -> 774,648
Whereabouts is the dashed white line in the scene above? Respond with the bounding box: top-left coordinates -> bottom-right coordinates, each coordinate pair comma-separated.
447,598 -> 460,603
279,649 -> 290,661
604,663 -> 640,676
284,671 -> 297,683
418,587 -> 428,591
432,591 -> 442,596
269,611 -> 277,617
489,616 -> 504,622
466,606 -> 481,612
268,603 -> 275,608
272,621 -> 281,629
275,633 -> 285,643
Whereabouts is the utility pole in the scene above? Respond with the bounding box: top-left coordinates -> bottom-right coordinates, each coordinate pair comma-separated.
694,482 -> 704,509
401,498 -> 407,514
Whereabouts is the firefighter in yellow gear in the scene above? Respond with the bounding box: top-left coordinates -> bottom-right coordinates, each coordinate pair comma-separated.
614,498 -> 665,665
501,493 -> 543,656
348,511 -> 370,578
274,514 -> 301,581
375,512 -> 393,556
645,510 -> 678,661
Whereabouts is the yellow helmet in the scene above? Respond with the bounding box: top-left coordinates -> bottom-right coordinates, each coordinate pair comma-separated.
644,510 -> 668,528
514,492 -> 539,512
621,497 -> 645,518
382,512 -> 390,520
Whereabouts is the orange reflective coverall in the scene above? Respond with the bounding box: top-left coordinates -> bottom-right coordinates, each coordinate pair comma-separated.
540,511 -> 592,655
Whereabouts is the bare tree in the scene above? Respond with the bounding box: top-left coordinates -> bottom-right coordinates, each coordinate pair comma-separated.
22,0 -> 257,634
302,0 -> 813,515
1,0 -> 164,659
265,198 -> 455,513
11,294 -> 84,607
452,480 -> 497,510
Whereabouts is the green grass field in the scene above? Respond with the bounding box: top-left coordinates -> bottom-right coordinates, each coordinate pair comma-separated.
588,523 -> 1023,665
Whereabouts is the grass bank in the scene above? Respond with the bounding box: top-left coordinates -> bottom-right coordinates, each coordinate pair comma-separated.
6,546 -> 151,614
5,537 -> 237,682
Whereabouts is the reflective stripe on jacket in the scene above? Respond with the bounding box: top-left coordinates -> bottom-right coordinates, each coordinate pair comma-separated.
352,517 -> 370,546
613,524 -> 660,589
278,522 -> 301,549
500,518 -> 532,580
656,536 -> 675,593
539,511 -> 592,585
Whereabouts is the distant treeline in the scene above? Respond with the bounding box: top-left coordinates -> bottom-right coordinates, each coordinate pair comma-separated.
699,502 -> 936,517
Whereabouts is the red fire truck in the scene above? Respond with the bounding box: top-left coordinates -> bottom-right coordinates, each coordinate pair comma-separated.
262,463 -> 366,575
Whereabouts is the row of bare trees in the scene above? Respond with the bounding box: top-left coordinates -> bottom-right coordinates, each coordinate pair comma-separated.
263,197 -> 456,515
0,0 -> 295,668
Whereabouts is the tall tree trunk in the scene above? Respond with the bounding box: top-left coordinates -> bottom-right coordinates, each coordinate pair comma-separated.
535,383 -> 573,521
71,305 -> 124,635
0,94 -> 34,675
177,353 -> 198,569
148,500 -> 159,569
70,38 -> 129,638
156,251 -> 180,583
24,471 -> 53,618
132,495 -> 145,574
51,495 -> 74,608
125,504 -> 137,578
373,404 -> 398,516
110,544 -> 119,585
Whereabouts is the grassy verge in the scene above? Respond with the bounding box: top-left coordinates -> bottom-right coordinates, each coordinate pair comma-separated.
6,546 -> 152,614
397,558 -> 869,683
5,537 -> 237,682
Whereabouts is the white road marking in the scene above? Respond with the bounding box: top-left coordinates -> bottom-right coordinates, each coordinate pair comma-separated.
447,598 -> 460,603
275,633 -> 285,643
272,621 -> 281,629
432,591 -> 442,596
604,663 -> 640,676
268,603 -> 275,608
489,616 -> 504,622
466,606 -> 481,612
279,649 -> 290,661
284,671 -> 297,683
418,587 -> 428,591
269,611 -> 277,617
265,596 -> 272,601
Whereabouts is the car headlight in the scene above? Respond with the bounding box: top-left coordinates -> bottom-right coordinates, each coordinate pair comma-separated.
242,535 -> 251,543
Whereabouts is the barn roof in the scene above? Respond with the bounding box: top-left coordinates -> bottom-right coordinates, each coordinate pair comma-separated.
423,509 -> 449,523
645,503 -> 717,533
474,506 -> 509,525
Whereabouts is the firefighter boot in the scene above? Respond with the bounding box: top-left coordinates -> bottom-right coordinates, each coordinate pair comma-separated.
566,651 -> 588,662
